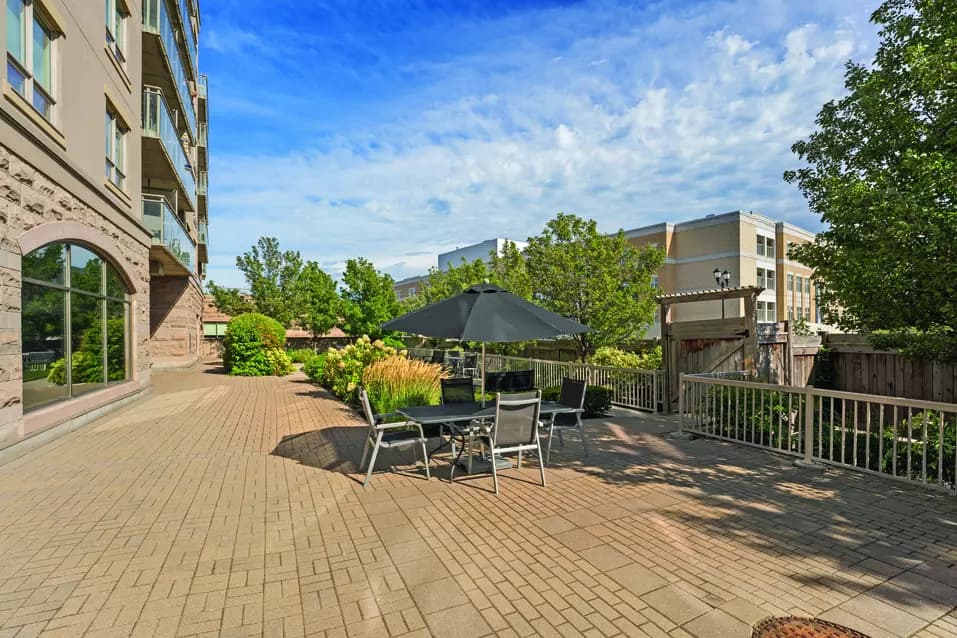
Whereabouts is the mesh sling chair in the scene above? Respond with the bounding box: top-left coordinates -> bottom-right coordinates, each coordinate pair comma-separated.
430,350 -> 445,365
358,388 -> 431,487
451,390 -> 546,494
436,377 -> 477,459
543,378 -> 588,464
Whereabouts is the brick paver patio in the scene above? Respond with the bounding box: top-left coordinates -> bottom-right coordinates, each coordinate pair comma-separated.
1,364 -> 956,637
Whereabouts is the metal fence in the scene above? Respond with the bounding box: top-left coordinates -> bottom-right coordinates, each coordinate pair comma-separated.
680,373 -> 957,492
410,349 -> 662,412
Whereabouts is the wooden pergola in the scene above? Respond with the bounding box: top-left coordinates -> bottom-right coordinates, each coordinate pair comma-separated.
656,286 -> 763,412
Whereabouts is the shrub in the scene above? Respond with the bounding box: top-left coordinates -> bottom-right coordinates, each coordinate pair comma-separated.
591,345 -> 662,369
316,335 -> 408,403
303,352 -> 326,381
287,348 -> 317,365
381,335 -> 407,351
541,384 -> 612,418
47,317 -> 126,385
223,313 -> 291,376
362,356 -> 445,414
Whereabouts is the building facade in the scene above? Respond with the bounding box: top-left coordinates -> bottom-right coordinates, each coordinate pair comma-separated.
0,0 -> 209,452
395,238 -> 528,300
625,211 -> 822,338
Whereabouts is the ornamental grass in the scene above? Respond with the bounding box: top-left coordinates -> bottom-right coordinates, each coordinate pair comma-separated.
362,356 -> 445,414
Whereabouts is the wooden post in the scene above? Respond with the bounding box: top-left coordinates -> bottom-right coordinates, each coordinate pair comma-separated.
743,292 -> 758,375
785,320 -> 794,386
660,302 -> 672,414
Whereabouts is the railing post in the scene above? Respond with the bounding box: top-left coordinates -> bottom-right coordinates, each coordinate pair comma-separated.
795,385 -> 824,470
678,373 -> 685,433
653,371 -> 660,413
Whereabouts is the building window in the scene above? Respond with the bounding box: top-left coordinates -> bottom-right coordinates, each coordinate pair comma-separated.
805,277 -> 811,295
105,0 -> 128,66
105,107 -> 127,189
6,0 -> 58,121
756,235 -> 775,258
795,275 -> 803,298
757,301 -> 776,323
407,287 -> 416,296
651,275 -> 659,289
756,267 -> 775,290
786,273 -> 794,292
21,243 -> 130,412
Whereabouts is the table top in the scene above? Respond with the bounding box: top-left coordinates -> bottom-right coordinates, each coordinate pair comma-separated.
397,401 -> 574,424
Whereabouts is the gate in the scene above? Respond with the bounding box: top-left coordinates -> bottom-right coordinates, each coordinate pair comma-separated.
658,287 -> 762,412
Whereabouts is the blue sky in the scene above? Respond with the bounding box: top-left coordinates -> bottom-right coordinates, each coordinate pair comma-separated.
201,0 -> 879,288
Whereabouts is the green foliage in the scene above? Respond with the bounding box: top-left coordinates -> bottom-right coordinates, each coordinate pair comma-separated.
361,356 -> 444,414
523,213 -> 664,361
812,346 -> 836,389
287,348 -> 317,364
784,0 -> 957,359
541,385 -> 612,418
295,261 -> 339,342
339,258 -> 400,339
590,345 -> 662,370
222,313 -> 291,376
313,336 -> 407,403
46,316 -> 125,385
205,283 -> 256,317
881,410 -> 956,486
381,336 -> 407,350
303,352 -> 327,381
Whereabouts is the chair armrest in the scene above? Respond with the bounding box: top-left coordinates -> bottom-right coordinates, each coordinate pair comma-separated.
375,421 -> 426,437
374,412 -> 400,423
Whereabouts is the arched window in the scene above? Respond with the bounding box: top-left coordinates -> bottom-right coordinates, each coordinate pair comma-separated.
21,243 -> 130,411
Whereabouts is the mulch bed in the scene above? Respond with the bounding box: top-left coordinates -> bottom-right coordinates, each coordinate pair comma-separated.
752,617 -> 872,638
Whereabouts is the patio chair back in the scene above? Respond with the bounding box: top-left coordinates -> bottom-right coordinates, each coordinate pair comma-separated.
463,353 -> 478,371
448,350 -> 461,358
510,369 -> 535,391
441,377 -> 475,404
430,350 -> 445,364
491,391 -> 541,448
358,388 -> 377,428
555,377 -> 587,427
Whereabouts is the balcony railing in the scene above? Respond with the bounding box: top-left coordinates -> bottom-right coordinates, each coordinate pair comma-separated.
197,123 -> 207,147
197,73 -> 207,99
143,195 -> 195,272
197,171 -> 207,196
177,0 -> 198,77
143,0 -> 197,139
143,88 -> 196,201
198,221 -> 208,245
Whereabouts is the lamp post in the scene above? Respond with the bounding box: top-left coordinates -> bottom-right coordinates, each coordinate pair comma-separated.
713,268 -> 731,319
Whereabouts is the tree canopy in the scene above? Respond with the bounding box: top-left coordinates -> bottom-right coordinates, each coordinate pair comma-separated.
785,0 -> 956,360
339,257 -> 400,338
524,213 -> 664,361
295,261 -> 339,343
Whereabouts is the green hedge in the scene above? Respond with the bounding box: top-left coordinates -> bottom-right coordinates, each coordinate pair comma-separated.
223,313 -> 293,376
541,384 -> 612,418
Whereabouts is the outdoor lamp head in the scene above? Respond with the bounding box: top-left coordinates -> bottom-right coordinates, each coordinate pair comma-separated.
722,270 -> 731,285
713,268 -> 721,284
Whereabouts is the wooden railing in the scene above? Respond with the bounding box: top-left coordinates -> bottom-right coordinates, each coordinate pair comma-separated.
680,373 -> 957,492
410,349 -> 661,412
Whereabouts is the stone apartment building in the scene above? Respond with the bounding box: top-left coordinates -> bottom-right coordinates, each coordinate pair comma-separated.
1,0 -> 209,453
625,210 -> 823,338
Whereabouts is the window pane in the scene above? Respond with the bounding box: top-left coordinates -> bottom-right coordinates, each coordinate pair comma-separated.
5,0 -> 24,61
23,243 -> 65,284
70,292 -> 106,396
106,301 -> 128,383
32,86 -> 52,120
21,282 -> 67,410
105,262 -> 126,298
32,18 -> 52,92
70,245 -> 103,293
105,112 -> 112,158
6,59 -> 24,94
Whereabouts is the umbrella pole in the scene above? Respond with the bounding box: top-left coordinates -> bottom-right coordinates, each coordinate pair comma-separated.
481,342 -> 486,407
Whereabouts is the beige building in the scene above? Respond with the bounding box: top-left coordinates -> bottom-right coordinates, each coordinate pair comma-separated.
625,211 -> 823,338
393,274 -> 427,301
0,0 -> 209,452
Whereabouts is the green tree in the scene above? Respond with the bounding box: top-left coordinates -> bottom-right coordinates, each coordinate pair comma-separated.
339,258 -> 399,338
489,240 -> 532,300
403,258 -> 490,312
524,213 -> 664,361
207,237 -> 304,327
784,0 -> 957,360
295,261 -> 339,344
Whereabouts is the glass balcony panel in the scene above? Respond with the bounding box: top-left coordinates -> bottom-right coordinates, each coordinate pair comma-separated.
197,122 -> 207,147
197,73 -> 207,99
142,196 -> 195,272
197,171 -> 207,196
177,0 -> 197,77
143,0 -> 196,138
198,221 -> 207,245
143,88 -> 196,202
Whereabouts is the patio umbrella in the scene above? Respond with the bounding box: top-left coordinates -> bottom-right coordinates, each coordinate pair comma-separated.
382,283 -> 591,402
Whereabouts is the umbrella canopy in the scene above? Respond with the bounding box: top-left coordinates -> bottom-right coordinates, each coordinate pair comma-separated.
382,283 -> 591,342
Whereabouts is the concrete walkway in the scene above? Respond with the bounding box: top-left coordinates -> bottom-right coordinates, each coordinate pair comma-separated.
0,363 -> 955,637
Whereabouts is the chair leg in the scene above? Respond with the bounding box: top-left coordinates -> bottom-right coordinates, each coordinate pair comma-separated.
546,424 -> 555,464
359,435 -> 371,471
536,440 -> 547,487
450,437 -> 467,483
557,428 -> 565,447
420,441 -> 431,480
363,432 -> 383,487
489,446 -> 499,494
517,449 -> 522,468
578,415 -> 589,458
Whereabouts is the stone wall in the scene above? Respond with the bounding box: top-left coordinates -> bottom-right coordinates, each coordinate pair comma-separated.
0,143 -> 151,447
150,276 -> 203,368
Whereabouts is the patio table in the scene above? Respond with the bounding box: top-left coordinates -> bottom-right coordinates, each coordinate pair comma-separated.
397,401 -> 575,475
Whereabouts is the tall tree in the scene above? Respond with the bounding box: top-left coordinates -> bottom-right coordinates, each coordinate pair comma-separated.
489,240 -> 532,300
295,261 -> 339,344
208,237 -> 304,327
524,213 -> 664,361
339,257 -> 400,338
784,0 -> 956,360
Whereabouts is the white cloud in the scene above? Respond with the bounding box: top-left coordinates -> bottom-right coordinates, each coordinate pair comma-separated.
205,0 -> 878,288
